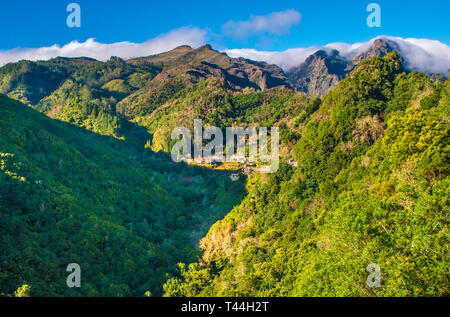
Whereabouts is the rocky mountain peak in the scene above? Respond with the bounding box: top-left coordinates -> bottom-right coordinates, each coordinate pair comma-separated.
171,45 -> 193,53
287,39 -> 400,96
354,38 -> 397,62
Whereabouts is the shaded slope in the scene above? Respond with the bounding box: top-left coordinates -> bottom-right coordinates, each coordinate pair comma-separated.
0,94 -> 245,296
0,57 -> 97,105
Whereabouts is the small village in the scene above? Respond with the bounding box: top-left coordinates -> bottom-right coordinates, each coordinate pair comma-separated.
181,153 -> 298,182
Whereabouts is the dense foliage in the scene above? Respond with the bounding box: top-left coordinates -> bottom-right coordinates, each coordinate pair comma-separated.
0,48 -> 448,297
0,57 -> 97,105
0,95 -> 244,296
163,53 -> 449,297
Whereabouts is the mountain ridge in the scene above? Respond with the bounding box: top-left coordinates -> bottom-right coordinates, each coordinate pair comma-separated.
0,38 -> 418,111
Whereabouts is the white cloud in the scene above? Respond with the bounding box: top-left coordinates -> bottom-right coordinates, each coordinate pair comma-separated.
224,47 -> 322,71
0,27 -> 207,66
376,36 -> 450,75
225,36 -> 450,75
222,9 -> 301,40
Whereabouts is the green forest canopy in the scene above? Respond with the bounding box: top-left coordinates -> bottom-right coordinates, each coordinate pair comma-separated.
0,52 -> 448,297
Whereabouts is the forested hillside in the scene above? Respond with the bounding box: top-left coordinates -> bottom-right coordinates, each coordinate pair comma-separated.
0,94 -> 244,296
0,46 -> 448,297
0,57 -> 97,105
163,53 -> 449,297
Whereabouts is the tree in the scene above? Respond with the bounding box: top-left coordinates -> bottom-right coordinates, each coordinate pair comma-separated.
14,285 -> 32,297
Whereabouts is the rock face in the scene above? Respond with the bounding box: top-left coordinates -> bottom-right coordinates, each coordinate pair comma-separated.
287,39 -> 397,97
287,50 -> 353,97
353,39 -> 399,62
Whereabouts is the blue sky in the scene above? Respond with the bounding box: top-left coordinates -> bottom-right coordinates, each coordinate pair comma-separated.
0,0 -> 449,74
1,0 -> 449,50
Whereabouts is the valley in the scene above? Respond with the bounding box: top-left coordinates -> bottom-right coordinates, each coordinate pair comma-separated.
0,41 -> 448,297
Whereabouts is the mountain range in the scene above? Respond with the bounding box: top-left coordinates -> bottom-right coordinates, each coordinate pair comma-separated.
0,40 -> 448,297
0,38 -> 420,148
0,39 -> 416,110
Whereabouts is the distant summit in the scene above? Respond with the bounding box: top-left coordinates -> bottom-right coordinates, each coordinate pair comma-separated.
354,39 -> 399,62
287,39 -> 398,96
287,50 -> 353,97
171,45 -> 193,53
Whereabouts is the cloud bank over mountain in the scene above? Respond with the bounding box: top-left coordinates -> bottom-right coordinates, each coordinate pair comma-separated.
226,36 -> 450,75
0,27 -> 207,66
0,31 -> 448,75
